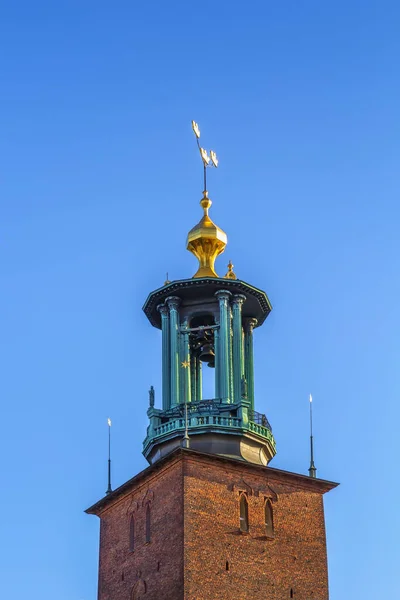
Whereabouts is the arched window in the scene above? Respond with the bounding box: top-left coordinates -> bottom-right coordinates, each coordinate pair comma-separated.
129,516 -> 135,551
131,580 -> 147,599
265,499 -> 274,538
145,504 -> 151,543
239,493 -> 249,532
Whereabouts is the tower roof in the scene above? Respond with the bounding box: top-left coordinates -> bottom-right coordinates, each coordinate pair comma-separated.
142,277 -> 272,330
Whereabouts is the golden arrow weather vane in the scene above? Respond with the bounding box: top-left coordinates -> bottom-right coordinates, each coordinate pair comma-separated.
191,120 -> 219,192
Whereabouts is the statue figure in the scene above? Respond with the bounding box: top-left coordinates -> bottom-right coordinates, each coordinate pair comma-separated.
149,385 -> 155,407
241,376 -> 248,399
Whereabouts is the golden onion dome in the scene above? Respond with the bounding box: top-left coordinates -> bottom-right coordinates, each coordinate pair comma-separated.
186,191 -> 227,278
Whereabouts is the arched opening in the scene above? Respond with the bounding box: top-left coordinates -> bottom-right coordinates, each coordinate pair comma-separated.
239,493 -> 249,532
190,313 -> 216,399
129,516 -> 135,551
131,580 -> 147,599
226,560 -> 230,571
265,499 -> 274,538
145,504 -> 151,543
290,589 -> 294,598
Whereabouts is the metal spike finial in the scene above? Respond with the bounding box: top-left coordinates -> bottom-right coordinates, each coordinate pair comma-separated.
191,120 -> 219,193
308,394 -> 317,478
224,260 -> 237,280
106,418 -> 113,494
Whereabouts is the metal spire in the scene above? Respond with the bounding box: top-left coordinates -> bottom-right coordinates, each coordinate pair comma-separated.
106,418 -> 113,494
308,394 -> 317,478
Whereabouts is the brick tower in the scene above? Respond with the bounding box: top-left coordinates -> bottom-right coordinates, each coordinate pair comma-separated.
86,122 -> 338,600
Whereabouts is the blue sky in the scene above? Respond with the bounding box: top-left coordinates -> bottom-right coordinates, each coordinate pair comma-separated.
1,1 -> 399,598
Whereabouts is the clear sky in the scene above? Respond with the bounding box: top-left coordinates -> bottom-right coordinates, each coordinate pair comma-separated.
1,1 -> 399,598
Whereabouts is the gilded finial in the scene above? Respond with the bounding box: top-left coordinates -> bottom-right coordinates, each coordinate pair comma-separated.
187,122 -> 227,278
164,272 -> 171,286
224,260 -> 237,280
187,191 -> 227,278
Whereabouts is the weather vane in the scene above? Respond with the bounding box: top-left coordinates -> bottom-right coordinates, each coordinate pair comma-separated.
191,120 -> 218,193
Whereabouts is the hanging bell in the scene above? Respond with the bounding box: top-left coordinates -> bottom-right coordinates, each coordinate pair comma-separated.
199,343 -> 215,368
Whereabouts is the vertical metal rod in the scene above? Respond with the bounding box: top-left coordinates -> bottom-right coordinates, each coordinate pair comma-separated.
196,136 -> 207,193
182,399 -> 190,448
309,394 -> 317,478
196,358 -> 202,401
106,419 -> 112,495
182,362 -> 190,449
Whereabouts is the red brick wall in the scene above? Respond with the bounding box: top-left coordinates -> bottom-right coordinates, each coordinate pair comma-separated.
93,451 -> 332,600
97,457 -> 184,600
183,455 -> 330,600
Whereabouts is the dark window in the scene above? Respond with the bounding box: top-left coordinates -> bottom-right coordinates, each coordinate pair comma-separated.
129,516 -> 135,551
290,589 -> 294,598
239,493 -> 249,532
131,580 -> 147,599
265,499 -> 274,538
146,504 -> 151,543
226,561 -> 230,571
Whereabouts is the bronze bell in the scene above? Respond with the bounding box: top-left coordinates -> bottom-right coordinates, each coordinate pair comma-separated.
199,343 -> 215,368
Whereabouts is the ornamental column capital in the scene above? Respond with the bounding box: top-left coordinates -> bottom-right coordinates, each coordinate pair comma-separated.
244,318 -> 258,332
165,296 -> 181,311
232,294 -> 247,307
215,289 -> 232,304
157,304 -> 169,317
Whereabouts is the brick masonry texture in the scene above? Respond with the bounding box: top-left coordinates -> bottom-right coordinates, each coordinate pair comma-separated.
95,457 -> 184,600
183,455 -> 330,600
89,450 -> 336,600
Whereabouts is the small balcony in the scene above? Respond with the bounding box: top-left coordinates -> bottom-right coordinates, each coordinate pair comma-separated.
144,398 -> 276,458
154,414 -> 242,437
